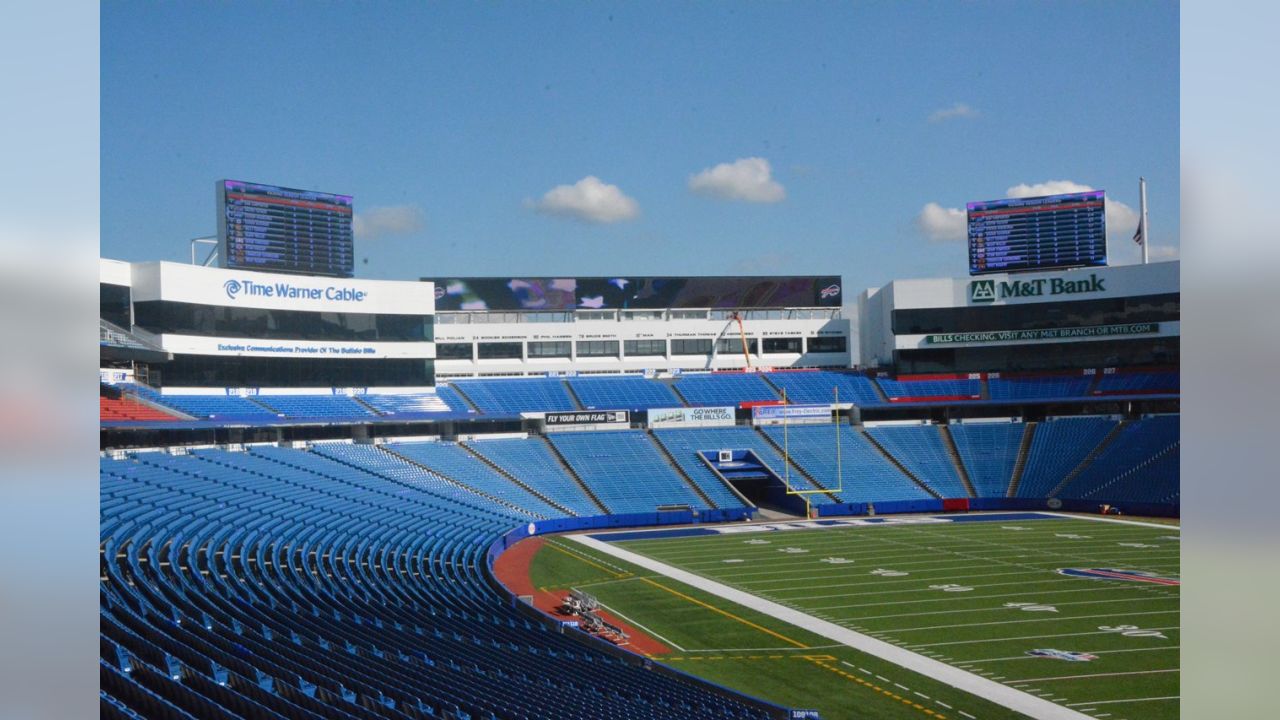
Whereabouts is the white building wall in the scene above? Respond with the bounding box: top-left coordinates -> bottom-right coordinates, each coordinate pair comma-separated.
857,262 -> 1179,368
434,313 -> 852,377
123,261 -> 436,361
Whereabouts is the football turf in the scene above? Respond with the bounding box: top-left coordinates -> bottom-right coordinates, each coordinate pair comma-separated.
528,514 -> 1179,720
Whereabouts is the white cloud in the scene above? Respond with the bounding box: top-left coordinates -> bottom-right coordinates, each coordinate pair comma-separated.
1149,245 -> 1180,260
917,179 -> 1140,243
688,157 -> 786,203
917,202 -> 967,241
928,103 -> 980,123
352,205 -> 425,240
531,176 -> 639,223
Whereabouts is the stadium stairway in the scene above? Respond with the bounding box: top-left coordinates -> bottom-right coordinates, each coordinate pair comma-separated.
938,426 -> 979,497
560,379 -> 587,411
1007,422 -> 1038,497
858,428 -> 945,500
349,394 -> 384,416
443,383 -> 484,414
537,435 -> 613,514
644,430 -> 721,510
868,377 -> 892,404
1076,443 -> 1180,502
440,383 -> 483,414
461,437 -> 605,517
385,442 -> 562,519
1048,420 -> 1131,498
459,442 -> 579,516
667,379 -> 692,407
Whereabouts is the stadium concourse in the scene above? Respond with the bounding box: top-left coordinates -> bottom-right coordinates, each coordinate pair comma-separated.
99,368 -> 1178,427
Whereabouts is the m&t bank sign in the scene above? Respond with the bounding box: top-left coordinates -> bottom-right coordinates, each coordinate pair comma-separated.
969,274 -> 1106,304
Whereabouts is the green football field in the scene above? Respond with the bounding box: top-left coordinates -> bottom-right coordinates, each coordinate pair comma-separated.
528,513 -> 1179,720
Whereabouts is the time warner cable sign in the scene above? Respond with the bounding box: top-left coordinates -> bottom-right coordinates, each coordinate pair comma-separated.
223,278 -> 367,302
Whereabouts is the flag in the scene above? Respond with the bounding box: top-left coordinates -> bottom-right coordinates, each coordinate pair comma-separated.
1132,214 -> 1144,245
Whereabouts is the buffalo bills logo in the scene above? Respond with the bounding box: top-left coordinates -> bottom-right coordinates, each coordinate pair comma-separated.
223,279 -> 242,299
1026,649 -> 1098,662
1058,568 -> 1180,586
820,284 -> 841,299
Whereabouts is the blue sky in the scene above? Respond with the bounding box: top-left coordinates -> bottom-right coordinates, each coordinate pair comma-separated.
102,2 -> 1178,296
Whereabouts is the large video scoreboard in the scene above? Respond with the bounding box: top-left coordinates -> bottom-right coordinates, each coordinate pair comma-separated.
218,180 -> 355,278
967,191 -> 1107,275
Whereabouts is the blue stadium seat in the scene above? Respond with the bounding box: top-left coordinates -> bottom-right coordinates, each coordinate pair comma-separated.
947,422 -> 1025,498
101,445 -> 780,720
549,431 -> 712,513
1016,417 -> 1117,498
253,395 -> 377,418
864,425 -> 969,498
362,387 -> 474,415
761,425 -> 934,503
764,371 -> 883,405
654,426 -> 837,504
1094,372 -> 1179,395
988,376 -> 1092,400
452,378 -> 578,414
387,440 -> 567,517
1059,415 -> 1179,504
463,437 -> 604,517
567,376 -> 684,410
673,373 -> 779,406
876,377 -> 981,402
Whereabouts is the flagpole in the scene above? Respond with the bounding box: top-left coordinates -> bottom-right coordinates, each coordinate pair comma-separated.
1140,177 -> 1149,264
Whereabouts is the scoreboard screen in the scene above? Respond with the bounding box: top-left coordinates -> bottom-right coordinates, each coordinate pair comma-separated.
218,180 -> 355,278
967,191 -> 1107,275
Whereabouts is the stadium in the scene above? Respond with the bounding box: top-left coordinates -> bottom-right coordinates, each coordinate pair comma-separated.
99,179 -> 1179,720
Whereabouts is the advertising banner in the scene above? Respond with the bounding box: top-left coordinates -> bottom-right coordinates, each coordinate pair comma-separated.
99,368 -> 135,385
751,404 -> 832,426
647,406 -> 736,429
925,322 -> 1159,346
544,410 -> 631,432
428,275 -> 842,311
153,334 -> 436,360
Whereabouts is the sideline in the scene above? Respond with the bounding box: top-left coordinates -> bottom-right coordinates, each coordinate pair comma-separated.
1040,512 -> 1180,531
571,534 -> 1094,720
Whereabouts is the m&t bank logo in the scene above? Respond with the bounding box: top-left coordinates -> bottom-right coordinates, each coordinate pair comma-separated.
224,279 -> 243,299
970,280 -> 996,303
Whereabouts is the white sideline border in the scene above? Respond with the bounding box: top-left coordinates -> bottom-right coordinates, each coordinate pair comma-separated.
571,533 -> 1094,720
1040,511 -> 1180,531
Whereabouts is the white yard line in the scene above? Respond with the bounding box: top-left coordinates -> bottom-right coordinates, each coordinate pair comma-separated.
967,645 -> 1180,663
1008,668 -> 1179,683
1040,512 -> 1179,531
875,609 -> 1180,633
571,533 -> 1094,720
1065,695 -> 1179,707
909,626 -> 1180,648
682,643 -> 846,653
838,596 -> 1177,622
812,584 -> 1173,611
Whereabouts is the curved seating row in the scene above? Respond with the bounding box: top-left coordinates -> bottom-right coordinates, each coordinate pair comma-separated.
101,446 -> 778,720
